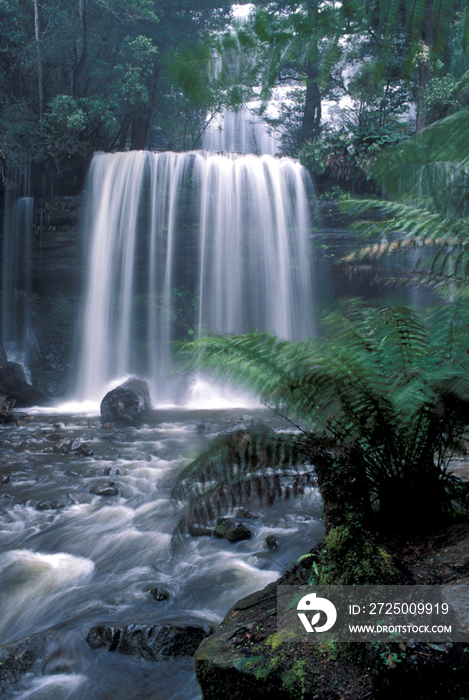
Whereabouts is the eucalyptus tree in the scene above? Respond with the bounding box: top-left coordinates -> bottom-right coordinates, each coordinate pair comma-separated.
242,0 -> 348,145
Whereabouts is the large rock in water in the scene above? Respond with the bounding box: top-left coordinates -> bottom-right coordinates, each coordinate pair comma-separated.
0,339 -> 49,407
100,378 -> 151,425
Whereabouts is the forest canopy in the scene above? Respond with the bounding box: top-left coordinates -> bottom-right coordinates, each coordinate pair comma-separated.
1,0 -> 469,191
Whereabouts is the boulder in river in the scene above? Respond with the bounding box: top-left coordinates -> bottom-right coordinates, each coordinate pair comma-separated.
86,623 -> 212,661
90,483 -> 119,497
0,630 -> 56,695
37,499 -> 65,511
100,378 -> 151,425
213,517 -> 253,543
150,587 -> 170,601
0,361 -> 49,408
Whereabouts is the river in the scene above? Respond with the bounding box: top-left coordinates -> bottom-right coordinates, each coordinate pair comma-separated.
0,404 -> 323,699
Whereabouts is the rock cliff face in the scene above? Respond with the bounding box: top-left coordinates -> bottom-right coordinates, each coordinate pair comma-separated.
1,195 -> 83,397
0,352 -> 49,407
32,196 -> 83,296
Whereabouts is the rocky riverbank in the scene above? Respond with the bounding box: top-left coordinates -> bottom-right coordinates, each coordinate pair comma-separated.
195,522 -> 469,700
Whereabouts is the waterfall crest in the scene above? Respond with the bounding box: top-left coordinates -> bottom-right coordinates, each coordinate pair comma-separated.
76,150 -> 316,403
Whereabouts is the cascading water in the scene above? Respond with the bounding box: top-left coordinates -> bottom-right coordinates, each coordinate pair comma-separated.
0,408 -> 323,700
1,163 -> 35,369
76,150 -> 316,403
0,99 -> 322,699
202,107 -> 279,155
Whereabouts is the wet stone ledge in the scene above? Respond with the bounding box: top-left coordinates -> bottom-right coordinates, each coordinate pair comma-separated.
86,622 -> 213,662
0,630 -> 56,696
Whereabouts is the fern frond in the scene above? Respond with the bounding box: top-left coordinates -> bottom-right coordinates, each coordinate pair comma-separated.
172,430 -> 315,533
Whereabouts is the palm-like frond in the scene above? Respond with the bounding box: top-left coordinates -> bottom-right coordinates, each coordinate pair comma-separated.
377,0 -> 468,73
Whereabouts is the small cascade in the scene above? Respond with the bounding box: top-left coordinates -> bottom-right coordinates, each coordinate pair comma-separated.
202,107 -> 279,155
76,150 -> 316,403
202,6 -> 279,157
1,162 -> 35,369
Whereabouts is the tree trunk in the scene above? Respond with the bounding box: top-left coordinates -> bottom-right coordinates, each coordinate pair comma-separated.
130,112 -> 152,151
306,440 -> 373,534
32,0 -> 43,131
130,64 -> 161,151
71,0 -> 88,98
415,6 -> 433,132
300,63 -> 322,144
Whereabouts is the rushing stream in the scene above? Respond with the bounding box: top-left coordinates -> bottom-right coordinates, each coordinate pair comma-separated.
0,404 -> 323,699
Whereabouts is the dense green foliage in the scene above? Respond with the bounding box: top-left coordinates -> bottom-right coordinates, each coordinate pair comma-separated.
2,0 -> 469,193
243,0 -> 469,189
342,107 -> 469,288
0,0 -> 232,185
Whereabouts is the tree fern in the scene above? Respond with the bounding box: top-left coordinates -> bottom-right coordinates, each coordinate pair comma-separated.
172,429 -> 315,535
175,302 -> 469,534
341,109 -> 469,290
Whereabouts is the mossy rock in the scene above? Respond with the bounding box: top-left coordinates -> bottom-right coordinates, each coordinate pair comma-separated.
194,579 -> 372,700
213,518 -> 252,543
318,525 -> 398,585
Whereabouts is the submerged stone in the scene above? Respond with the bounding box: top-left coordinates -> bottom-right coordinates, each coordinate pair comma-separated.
265,535 -> 278,550
37,499 -> 65,511
235,508 -> 259,520
78,443 -> 94,457
90,483 -> 119,497
150,587 -> 170,601
0,630 -> 56,695
103,466 -> 120,476
52,441 -> 70,455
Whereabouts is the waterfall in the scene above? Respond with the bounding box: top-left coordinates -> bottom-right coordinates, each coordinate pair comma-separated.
76,150 -> 316,403
1,162 -> 35,368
